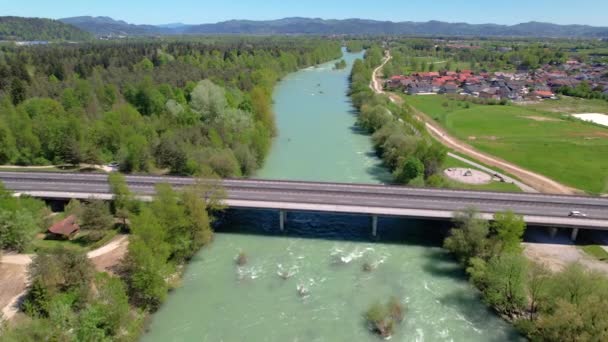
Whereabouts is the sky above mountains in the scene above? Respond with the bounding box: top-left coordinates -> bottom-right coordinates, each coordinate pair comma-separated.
2,0 -> 607,27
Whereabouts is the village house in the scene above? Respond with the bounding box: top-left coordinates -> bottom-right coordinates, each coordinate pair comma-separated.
47,215 -> 80,240
385,59 -> 607,101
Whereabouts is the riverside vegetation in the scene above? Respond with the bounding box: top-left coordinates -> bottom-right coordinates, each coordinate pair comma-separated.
349,46 -> 447,186
444,208 -> 608,341
0,174 -> 224,341
0,38 -> 341,176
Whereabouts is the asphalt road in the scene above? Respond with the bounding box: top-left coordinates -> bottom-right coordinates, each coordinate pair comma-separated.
1,171 -> 607,229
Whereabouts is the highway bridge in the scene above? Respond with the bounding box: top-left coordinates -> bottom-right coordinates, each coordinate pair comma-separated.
1,171 -> 607,239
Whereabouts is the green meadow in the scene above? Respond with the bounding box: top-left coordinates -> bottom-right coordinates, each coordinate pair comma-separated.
406,95 -> 608,194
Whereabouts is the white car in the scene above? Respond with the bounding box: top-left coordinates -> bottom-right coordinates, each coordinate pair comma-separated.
568,211 -> 587,217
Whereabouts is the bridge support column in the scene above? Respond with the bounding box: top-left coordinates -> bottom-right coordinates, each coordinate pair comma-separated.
549,227 -> 558,238
279,210 -> 286,231
372,215 -> 378,237
571,228 -> 579,242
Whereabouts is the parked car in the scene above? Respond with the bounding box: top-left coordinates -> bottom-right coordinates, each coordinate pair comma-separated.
568,211 -> 587,217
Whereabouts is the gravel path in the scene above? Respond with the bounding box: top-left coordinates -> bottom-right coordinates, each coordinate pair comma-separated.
447,153 -> 538,193
1,235 -> 129,321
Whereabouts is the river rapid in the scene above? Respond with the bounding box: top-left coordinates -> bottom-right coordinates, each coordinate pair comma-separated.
142,50 -> 520,341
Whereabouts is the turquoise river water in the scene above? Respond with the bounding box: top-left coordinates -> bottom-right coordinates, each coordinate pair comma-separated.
142,50 -> 521,341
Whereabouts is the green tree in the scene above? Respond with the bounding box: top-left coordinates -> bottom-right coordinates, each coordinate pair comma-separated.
395,157 -> 425,184
190,80 -> 227,122
0,209 -> 39,252
24,248 -> 94,317
64,199 -> 83,219
468,253 -> 528,317
526,262 -> 551,321
134,57 -> 154,72
10,78 -> 26,105
81,200 -> 114,233
491,211 -> 526,253
444,207 -> 491,265
108,172 -> 137,227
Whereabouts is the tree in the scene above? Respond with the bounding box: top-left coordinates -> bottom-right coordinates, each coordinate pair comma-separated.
395,157 -> 424,184
526,262 -> 551,321
0,209 -> 39,252
444,207 -> 491,265
24,248 -> 94,317
134,57 -> 154,72
10,78 -> 26,105
151,184 -> 189,261
180,185 -> 213,257
491,211 -> 526,253
190,80 -> 227,122
108,172 -> 136,227
123,208 -> 171,310
470,253 -> 528,317
64,199 -> 83,219
81,200 -> 114,232
76,273 -> 130,340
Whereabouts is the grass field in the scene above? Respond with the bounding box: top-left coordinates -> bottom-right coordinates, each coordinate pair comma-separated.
31,229 -> 119,254
580,245 -> 608,262
406,95 -> 608,194
441,155 -> 522,192
388,57 -> 472,75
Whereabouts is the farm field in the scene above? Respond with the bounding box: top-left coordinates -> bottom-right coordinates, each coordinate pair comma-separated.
406,95 -> 608,194
520,96 -> 608,115
386,56 -> 472,75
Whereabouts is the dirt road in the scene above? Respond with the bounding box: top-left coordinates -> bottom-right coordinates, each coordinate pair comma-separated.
369,50 -> 578,195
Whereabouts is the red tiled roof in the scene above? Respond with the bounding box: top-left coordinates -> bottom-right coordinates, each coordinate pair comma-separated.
48,215 -> 80,237
534,91 -> 554,97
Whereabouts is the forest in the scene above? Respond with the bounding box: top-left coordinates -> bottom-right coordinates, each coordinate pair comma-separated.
0,37 -> 342,176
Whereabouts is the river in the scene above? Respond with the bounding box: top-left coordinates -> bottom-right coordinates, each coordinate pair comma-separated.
142,50 -> 520,341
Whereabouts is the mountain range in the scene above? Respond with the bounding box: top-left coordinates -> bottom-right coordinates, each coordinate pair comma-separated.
0,16 -> 92,41
59,16 -> 608,38
3,16 -> 608,41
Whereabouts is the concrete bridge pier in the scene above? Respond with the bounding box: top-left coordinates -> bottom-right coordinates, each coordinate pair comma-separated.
549,227 -> 558,238
571,228 -> 579,242
372,215 -> 378,237
279,210 -> 286,231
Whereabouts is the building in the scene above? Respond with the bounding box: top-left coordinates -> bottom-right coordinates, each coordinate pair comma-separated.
47,215 -> 80,240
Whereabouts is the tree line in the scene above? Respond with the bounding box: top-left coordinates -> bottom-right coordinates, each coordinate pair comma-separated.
444,208 -> 608,341
349,46 -> 446,185
0,38 -> 342,176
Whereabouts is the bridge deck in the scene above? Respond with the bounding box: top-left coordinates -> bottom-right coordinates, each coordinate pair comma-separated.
1,171 -> 607,230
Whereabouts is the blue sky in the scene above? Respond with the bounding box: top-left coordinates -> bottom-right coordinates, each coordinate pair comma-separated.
2,0 -> 607,26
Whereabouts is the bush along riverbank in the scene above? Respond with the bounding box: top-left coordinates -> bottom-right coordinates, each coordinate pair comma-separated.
349,46 -> 447,186
444,208 -> 608,340
0,174 -> 225,341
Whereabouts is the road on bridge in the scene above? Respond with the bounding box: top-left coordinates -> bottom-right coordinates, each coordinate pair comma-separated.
0,172 -> 607,230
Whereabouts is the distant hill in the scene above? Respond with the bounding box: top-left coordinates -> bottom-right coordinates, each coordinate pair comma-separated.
58,16 -> 608,38
0,16 -> 92,41
59,16 -> 162,36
